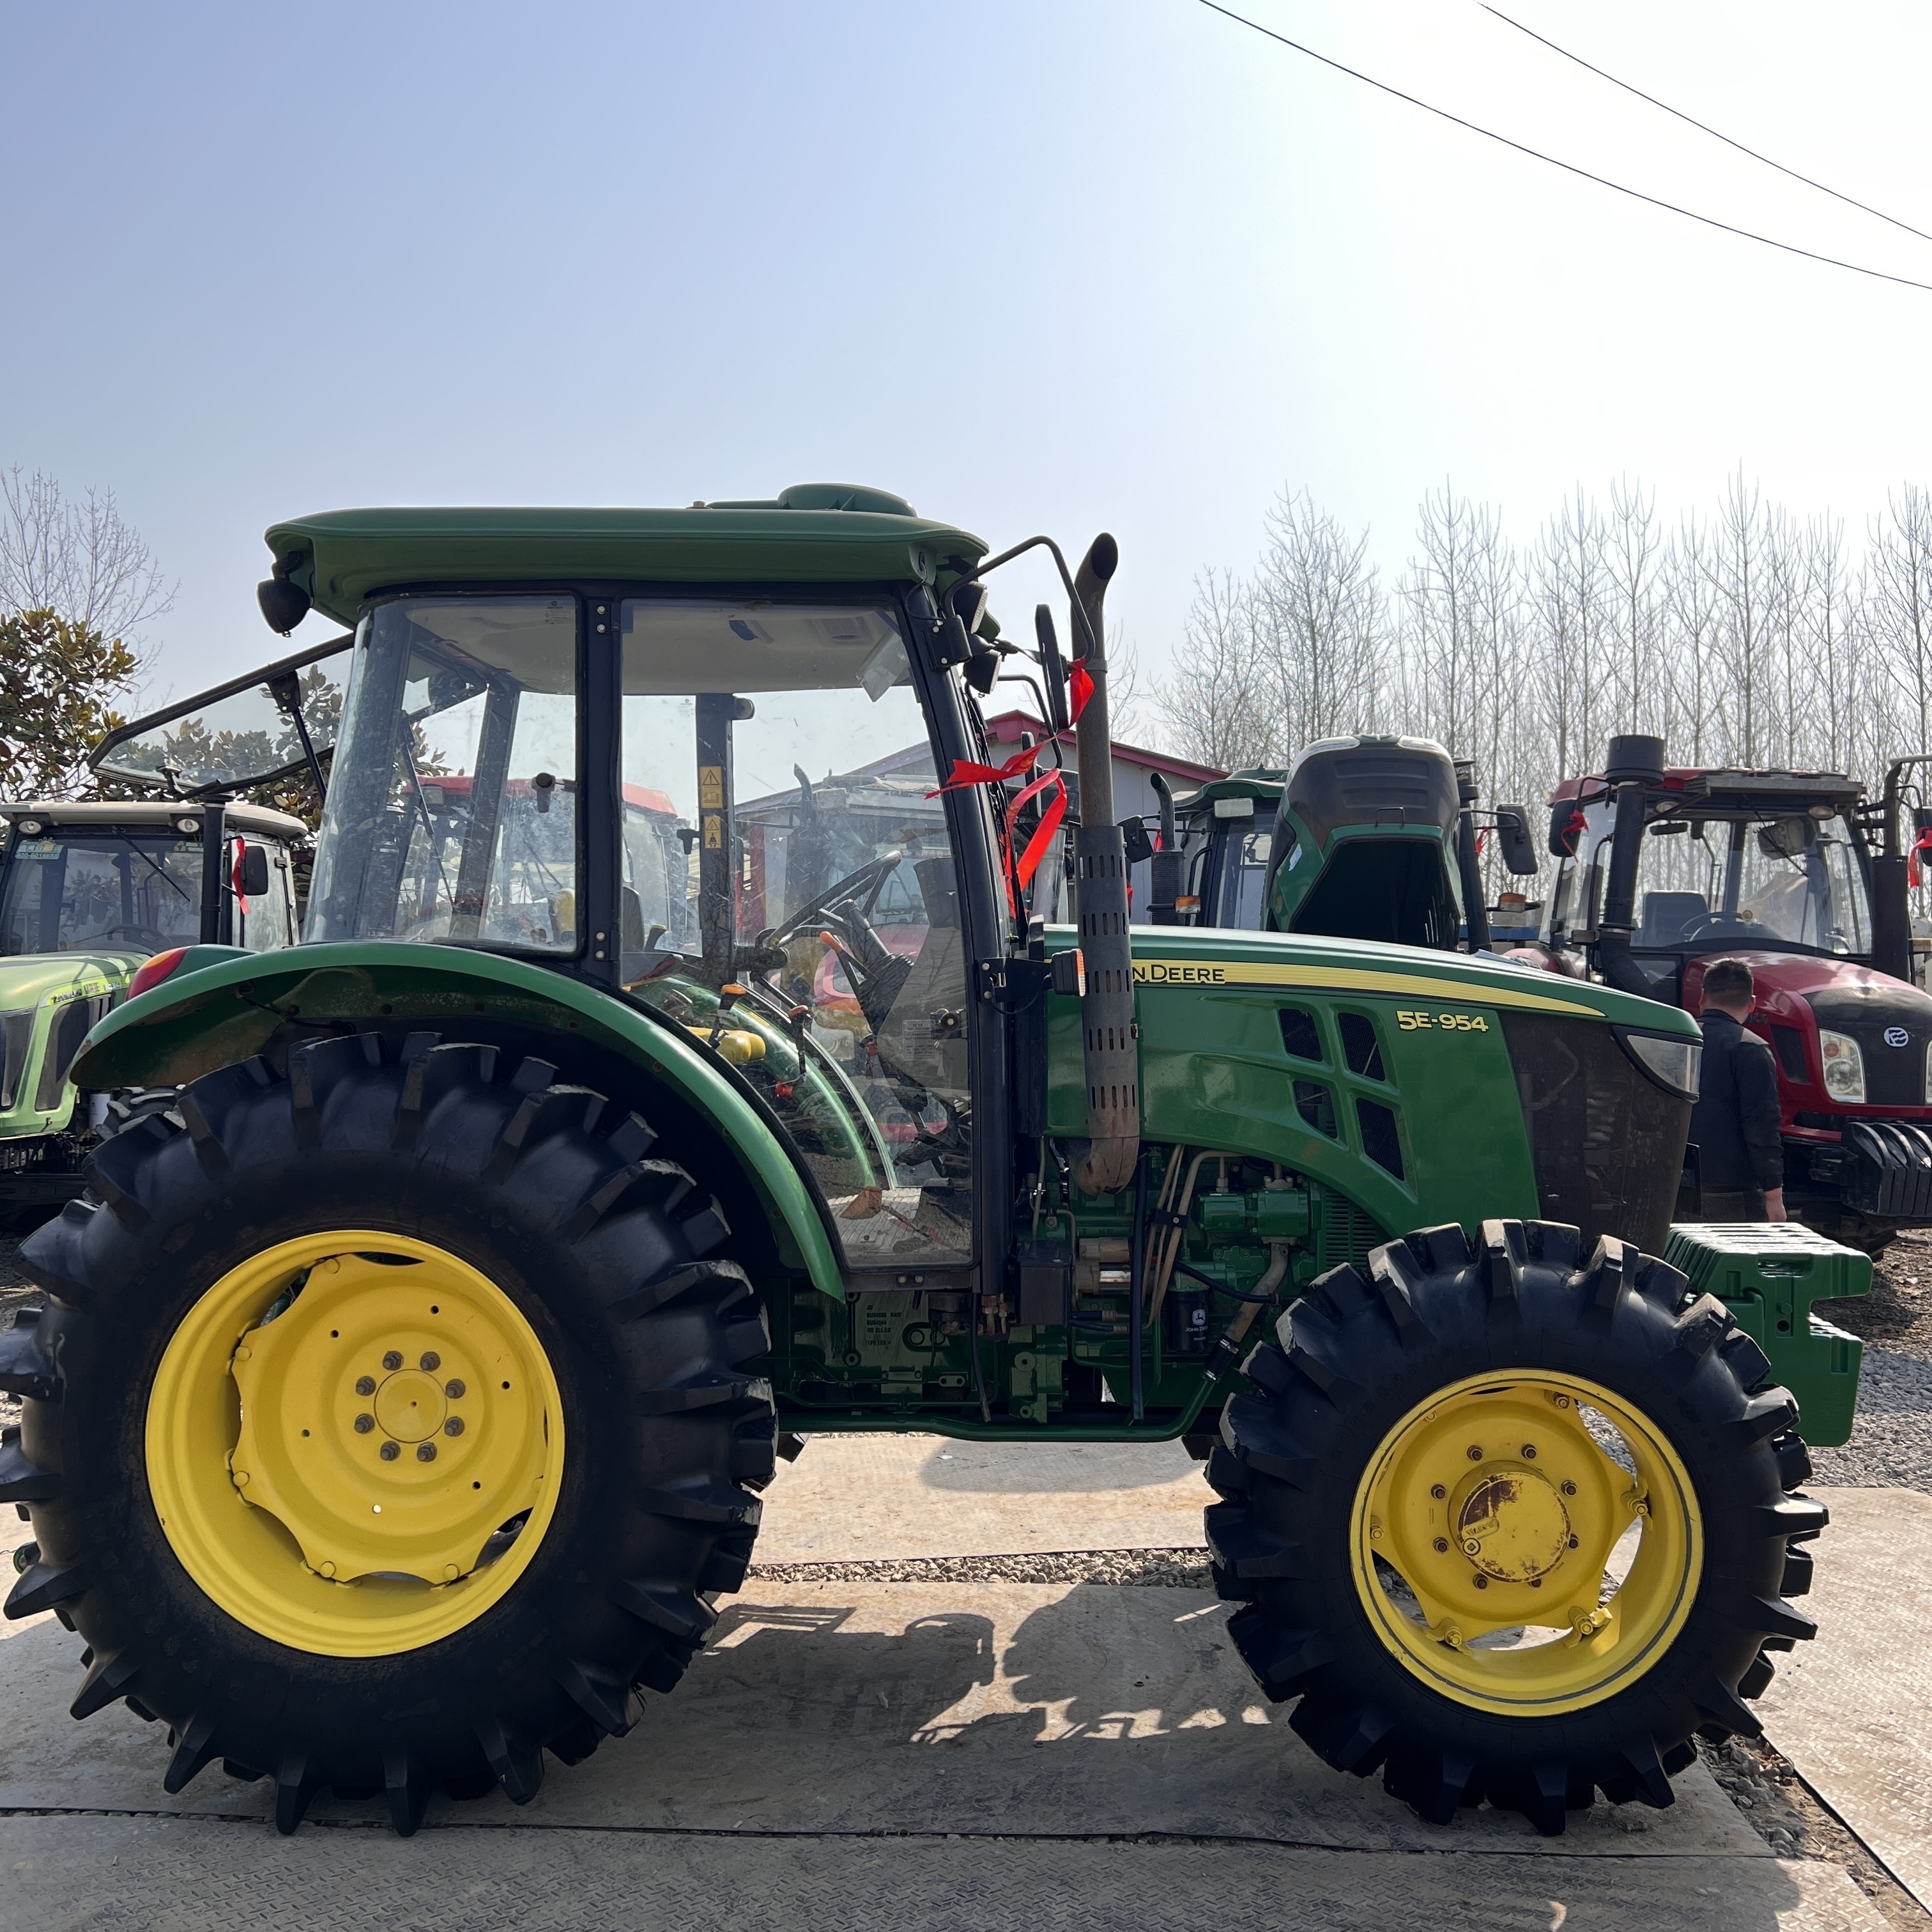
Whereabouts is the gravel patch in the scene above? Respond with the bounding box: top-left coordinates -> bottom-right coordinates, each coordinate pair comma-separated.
749,1549 -> 1213,1588
1825,1229 -> 1932,1355
1809,1347 -> 1932,1491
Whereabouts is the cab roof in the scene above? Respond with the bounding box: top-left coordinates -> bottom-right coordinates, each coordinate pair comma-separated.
1549,765 -> 1866,813
0,800 -> 309,838
265,486 -> 990,630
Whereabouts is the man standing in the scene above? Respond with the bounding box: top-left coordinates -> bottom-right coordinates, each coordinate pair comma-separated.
1690,958 -> 1787,1222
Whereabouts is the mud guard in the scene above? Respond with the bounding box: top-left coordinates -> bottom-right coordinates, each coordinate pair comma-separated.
68,941 -> 847,1299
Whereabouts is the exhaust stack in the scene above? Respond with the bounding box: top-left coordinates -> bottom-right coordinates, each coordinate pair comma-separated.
1068,535 -> 1140,1196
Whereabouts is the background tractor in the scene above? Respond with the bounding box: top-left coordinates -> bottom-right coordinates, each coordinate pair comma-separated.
1516,737 -> 1932,1252
0,489 -> 1857,1844
0,795 -> 307,1225
1149,737 -> 1538,944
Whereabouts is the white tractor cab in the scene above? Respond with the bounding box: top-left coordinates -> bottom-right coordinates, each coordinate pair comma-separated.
0,798 -> 306,1220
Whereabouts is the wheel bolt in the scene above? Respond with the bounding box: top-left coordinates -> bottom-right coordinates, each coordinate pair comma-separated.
1568,1535 -> 1580,1549
1430,1483 -> 1446,1500
355,1376 -> 376,1397
1561,1480 -> 1577,1496
444,1417 -> 464,1437
1521,1444 -> 1537,1459
1466,1445 -> 1483,1461
383,1351 -> 403,1371
1473,1574 -> 1489,1589
420,1351 -> 440,1372
1432,1537 -> 1449,1553
1529,1579 -> 1542,1589
379,1441 -> 400,1461
353,1413 -> 374,1434
445,1379 -> 466,1399
417,1443 -> 437,1462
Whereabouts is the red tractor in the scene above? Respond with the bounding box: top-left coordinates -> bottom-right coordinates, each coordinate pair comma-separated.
1515,734 -> 1932,1251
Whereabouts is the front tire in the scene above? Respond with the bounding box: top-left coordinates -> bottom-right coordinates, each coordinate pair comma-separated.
0,1031 -> 775,1833
1208,1220 -> 1823,1834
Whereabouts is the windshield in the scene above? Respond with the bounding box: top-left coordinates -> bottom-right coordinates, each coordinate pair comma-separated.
0,834 -> 203,956
306,598 -> 579,951
1561,801 -> 1873,955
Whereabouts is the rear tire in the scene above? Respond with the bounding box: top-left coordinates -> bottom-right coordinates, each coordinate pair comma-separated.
1208,1219 -> 1823,1835
0,1031 -> 775,1834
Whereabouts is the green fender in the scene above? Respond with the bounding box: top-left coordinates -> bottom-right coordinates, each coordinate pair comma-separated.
70,941 -> 847,1299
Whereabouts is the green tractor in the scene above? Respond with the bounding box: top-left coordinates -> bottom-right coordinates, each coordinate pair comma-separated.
0,489 -> 1854,1842
0,796 -> 309,1226
1151,737 -> 1540,946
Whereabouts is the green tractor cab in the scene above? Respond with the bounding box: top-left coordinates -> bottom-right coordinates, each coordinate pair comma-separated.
0,491 -> 1855,1843
1157,738 -> 1540,947
0,797 -> 307,1220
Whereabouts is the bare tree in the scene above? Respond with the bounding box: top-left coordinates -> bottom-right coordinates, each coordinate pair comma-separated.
0,468 -> 174,641
1869,484 -> 1932,763
1154,569 -> 1277,770
1252,489 -> 1387,747
1605,477 -> 1662,734
1661,512 -> 1721,765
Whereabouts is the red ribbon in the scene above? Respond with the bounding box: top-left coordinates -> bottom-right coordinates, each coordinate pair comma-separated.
1068,659 -> 1094,723
929,740 -> 1043,796
1910,825 -> 1932,889
1004,770 -> 1068,912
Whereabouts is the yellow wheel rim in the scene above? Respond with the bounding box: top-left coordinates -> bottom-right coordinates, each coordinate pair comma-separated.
1350,1370 -> 1701,1715
146,1232 -> 565,1659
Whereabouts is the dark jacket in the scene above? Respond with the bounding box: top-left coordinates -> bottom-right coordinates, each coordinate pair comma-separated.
1690,1009 -> 1783,1193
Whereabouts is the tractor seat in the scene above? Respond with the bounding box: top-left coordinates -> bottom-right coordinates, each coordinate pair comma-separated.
1638,890 -> 1708,948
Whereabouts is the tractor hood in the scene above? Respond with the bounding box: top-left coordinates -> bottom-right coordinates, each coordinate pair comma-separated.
1101,923 -> 1697,1034
1687,951 -> 1932,1114
0,951 -> 146,1004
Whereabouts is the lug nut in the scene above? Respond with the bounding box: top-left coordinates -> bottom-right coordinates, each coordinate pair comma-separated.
417,1443 -> 437,1462
379,1441 -> 401,1461
1529,1578 -> 1542,1588
1432,1537 -> 1450,1553
1466,1445 -> 1483,1461
1521,1444 -> 1537,1459
1568,1535 -> 1580,1549
420,1351 -> 440,1371
444,1417 -> 464,1437
1430,1483 -> 1446,1500
1473,1574 -> 1489,1589
353,1413 -> 374,1434
445,1379 -> 466,1399
383,1351 -> 403,1371
355,1376 -> 376,1396
1561,1480 -> 1577,1496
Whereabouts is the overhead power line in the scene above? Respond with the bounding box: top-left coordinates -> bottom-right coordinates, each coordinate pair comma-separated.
1194,0 -> 1932,295
1482,3 -> 1932,248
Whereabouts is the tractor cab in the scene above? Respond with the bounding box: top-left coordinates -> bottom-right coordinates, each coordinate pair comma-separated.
0,797 -> 307,1216
1164,738 -> 1537,949
1529,745 -> 1932,1246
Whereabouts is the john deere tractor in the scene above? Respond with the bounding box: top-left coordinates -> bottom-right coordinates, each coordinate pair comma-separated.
0,489 -> 1857,1841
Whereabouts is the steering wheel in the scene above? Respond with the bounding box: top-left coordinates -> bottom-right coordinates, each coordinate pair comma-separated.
1678,911 -> 1758,946
764,852 -> 904,952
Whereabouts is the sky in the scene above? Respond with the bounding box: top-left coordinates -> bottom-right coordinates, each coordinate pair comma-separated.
4,0 -> 1931,713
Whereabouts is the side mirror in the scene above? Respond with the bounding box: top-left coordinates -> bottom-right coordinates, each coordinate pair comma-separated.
1494,804 -> 1538,876
1119,817 -> 1154,866
236,842 -> 271,897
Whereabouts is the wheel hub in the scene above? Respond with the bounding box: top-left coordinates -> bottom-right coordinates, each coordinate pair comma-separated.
146,1230 -> 564,1656
1352,1372 -> 1703,1715
1452,1466 -> 1572,1583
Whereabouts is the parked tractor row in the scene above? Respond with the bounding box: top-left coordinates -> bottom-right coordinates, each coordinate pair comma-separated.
0,487 -> 1861,1846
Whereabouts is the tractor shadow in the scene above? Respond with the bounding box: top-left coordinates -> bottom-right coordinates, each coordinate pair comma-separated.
912,1438 -> 1200,1494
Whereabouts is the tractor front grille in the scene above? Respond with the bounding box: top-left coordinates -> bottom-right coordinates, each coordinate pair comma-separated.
0,1008 -> 35,1112
1502,1013 -> 1690,1257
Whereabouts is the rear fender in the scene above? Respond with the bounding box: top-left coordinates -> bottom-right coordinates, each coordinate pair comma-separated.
69,940 -> 845,1298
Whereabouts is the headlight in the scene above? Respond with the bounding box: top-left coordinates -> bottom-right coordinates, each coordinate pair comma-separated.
1820,1030 -> 1866,1103
1620,1031 -> 1703,1099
